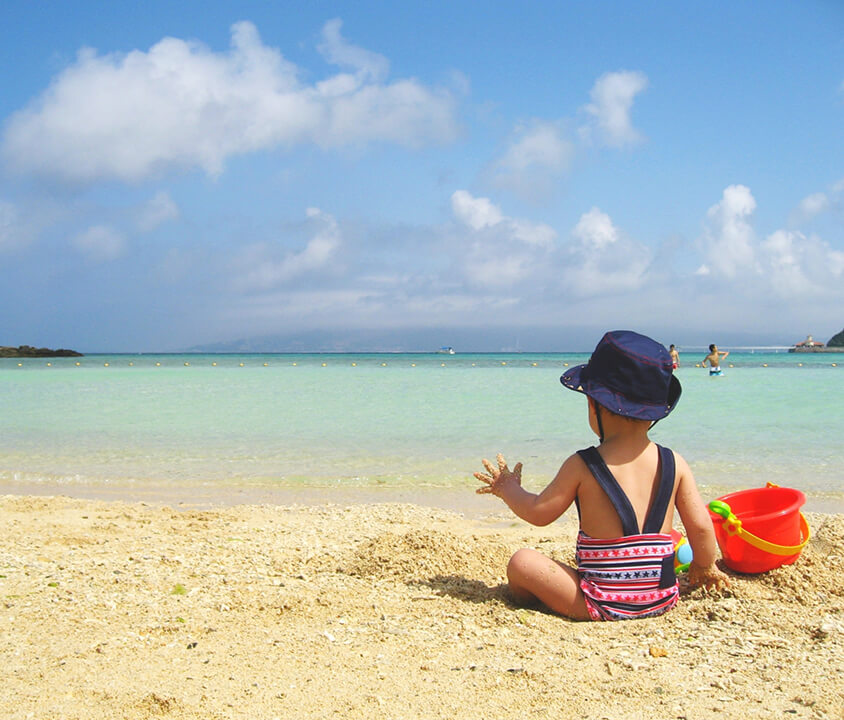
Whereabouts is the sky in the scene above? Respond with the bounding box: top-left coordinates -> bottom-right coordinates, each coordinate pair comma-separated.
1,1 -> 843,352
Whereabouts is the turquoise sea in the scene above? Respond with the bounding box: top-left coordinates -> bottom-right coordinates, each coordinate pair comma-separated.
1,351 -> 842,512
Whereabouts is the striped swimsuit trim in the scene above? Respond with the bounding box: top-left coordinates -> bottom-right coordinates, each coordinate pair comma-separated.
576,530 -> 679,621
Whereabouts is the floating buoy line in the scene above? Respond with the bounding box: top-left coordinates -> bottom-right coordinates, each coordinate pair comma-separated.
8,358 -> 842,370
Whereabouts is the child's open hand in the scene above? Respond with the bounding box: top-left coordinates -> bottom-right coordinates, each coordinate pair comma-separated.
687,562 -> 730,592
474,453 -> 523,496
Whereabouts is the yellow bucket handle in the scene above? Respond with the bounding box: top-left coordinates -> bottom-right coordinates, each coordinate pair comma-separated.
708,483 -> 811,556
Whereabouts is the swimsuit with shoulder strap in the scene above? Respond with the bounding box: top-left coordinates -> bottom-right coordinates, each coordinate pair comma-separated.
574,444 -> 680,621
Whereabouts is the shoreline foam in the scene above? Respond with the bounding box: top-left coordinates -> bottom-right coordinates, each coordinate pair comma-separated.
2,479 -> 843,515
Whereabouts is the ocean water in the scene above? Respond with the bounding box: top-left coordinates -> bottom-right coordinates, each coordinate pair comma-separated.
1,351 -> 842,511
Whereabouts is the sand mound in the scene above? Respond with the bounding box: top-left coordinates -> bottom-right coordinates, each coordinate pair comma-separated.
343,529 -> 513,584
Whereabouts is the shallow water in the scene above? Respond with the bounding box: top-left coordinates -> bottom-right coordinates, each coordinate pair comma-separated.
1,351 -> 842,511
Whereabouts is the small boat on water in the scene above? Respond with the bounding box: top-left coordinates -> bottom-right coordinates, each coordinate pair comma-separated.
437,346 -> 456,355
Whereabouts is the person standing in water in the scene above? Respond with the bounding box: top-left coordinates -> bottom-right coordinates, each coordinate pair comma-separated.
669,345 -> 680,369
702,344 -> 729,376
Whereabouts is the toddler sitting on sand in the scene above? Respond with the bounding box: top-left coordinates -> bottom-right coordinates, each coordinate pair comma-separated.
475,330 -> 728,621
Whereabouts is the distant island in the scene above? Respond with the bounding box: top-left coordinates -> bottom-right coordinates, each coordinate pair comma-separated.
0,345 -> 83,358
788,331 -> 844,353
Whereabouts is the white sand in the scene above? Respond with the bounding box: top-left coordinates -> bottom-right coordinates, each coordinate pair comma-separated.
1,495 -> 842,719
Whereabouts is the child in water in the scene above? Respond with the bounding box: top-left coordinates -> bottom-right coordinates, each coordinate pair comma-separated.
474,330 -> 728,621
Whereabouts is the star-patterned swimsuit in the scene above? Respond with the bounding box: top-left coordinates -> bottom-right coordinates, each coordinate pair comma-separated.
575,445 -> 680,621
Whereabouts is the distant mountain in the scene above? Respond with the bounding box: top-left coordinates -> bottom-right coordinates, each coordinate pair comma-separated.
187,328 -> 483,354
185,326 -> 806,354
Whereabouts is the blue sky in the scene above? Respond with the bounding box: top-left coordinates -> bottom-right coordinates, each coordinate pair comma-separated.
1,1 -> 843,352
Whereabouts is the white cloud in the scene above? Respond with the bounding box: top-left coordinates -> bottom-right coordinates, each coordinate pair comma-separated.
73,225 -> 127,261
451,190 -> 554,247
2,20 -> 457,184
827,250 -> 844,276
317,18 -> 389,82
761,229 -> 809,295
451,190 -> 556,287
582,71 -> 648,147
492,122 -> 573,196
564,207 -> 651,296
462,254 -> 534,287
697,184 -> 757,278
796,192 -> 830,220
790,180 -> 844,225
226,288 -> 381,327
693,185 -> 844,302
234,207 -> 340,291
136,191 -> 179,232
500,124 -> 571,174
761,229 -> 844,297
488,72 -> 647,200
572,207 -> 619,250
509,219 -> 556,248
317,79 -> 456,149
402,292 -> 519,318
451,190 -> 504,230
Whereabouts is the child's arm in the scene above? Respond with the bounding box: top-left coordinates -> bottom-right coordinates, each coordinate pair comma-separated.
475,453 -> 578,526
673,453 -> 729,590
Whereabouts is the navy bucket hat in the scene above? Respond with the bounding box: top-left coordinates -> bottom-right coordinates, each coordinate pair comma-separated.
560,330 -> 681,421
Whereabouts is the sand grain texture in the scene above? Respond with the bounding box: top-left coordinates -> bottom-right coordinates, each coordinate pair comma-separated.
1,496 -> 842,719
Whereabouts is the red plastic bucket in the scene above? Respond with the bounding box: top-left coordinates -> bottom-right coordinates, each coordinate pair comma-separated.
708,486 -> 808,573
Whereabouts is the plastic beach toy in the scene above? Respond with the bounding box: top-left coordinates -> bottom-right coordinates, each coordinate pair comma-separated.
708,483 -> 810,573
670,529 -> 693,573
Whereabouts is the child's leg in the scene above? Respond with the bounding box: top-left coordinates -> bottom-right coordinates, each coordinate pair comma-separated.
506,549 -> 591,621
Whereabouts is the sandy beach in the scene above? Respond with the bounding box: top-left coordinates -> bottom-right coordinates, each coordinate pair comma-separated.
1,495 -> 842,720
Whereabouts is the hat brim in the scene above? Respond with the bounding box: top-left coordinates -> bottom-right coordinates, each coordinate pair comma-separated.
560,364 -> 681,421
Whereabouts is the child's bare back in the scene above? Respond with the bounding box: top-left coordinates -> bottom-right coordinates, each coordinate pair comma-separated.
475,330 -> 728,621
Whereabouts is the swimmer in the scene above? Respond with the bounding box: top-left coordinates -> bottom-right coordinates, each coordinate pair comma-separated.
669,344 -> 680,369
702,344 -> 729,376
